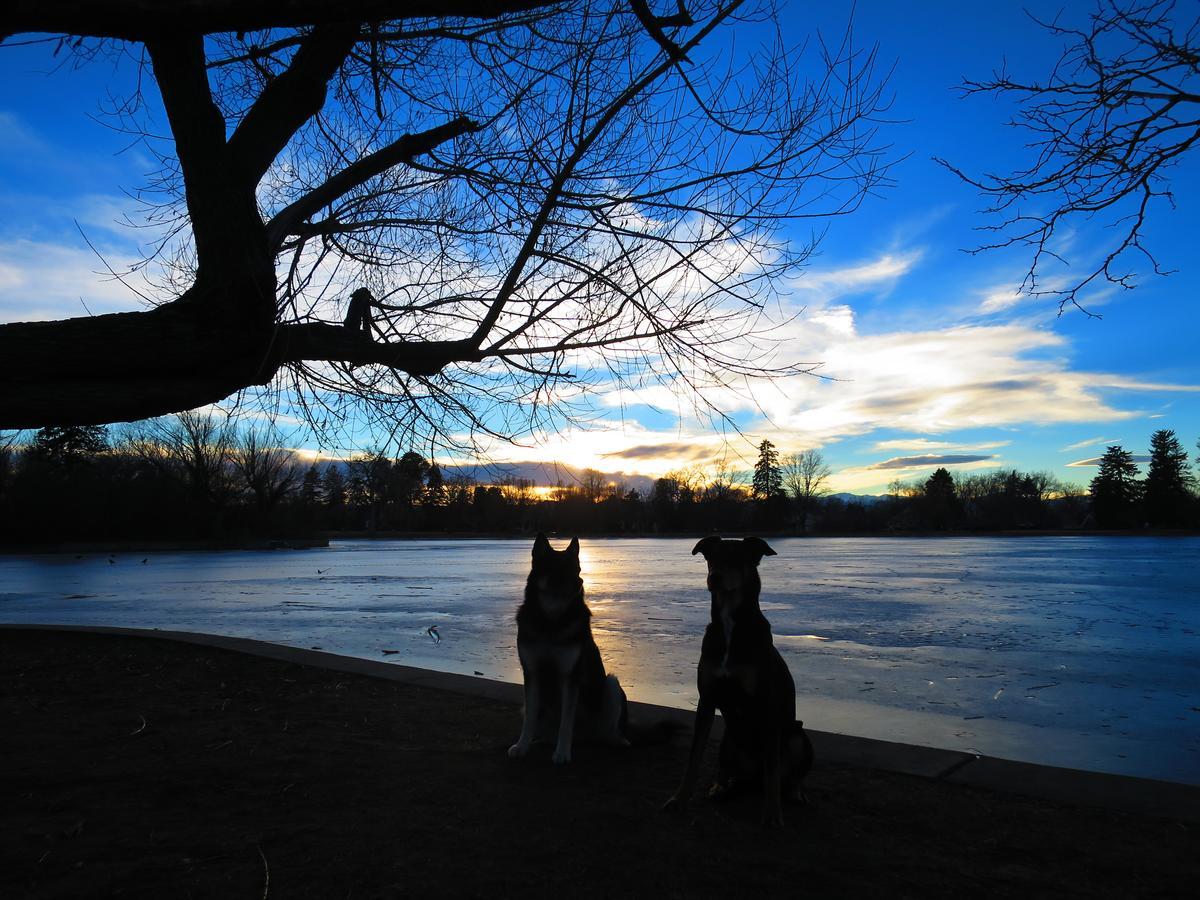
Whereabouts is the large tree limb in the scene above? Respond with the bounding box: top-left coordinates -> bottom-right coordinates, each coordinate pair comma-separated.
629,0 -> 691,62
270,324 -> 484,373
227,23 -> 360,187
265,116 -> 481,250
0,297 -> 269,426
147,34 -> 276,332
0,302 -> 488,426
2,0 -> 564,42
145,35 -> 236,267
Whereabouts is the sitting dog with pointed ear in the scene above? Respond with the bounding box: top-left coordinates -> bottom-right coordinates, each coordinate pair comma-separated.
665,536 -> 813,826
508,533 -> 628,764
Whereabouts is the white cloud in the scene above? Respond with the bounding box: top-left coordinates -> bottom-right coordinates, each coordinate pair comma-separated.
603,285 -> 1199,469
794,251 -> 923,296
974,270 -> 1117,318
979,285 -> 1025,314
0,239 -> 151,322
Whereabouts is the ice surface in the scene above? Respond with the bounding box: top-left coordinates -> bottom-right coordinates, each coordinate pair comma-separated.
2,536 -> 1197,784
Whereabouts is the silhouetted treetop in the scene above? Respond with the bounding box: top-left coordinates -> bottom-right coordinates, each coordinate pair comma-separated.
1089,444 -> 1142,529
751,439 -> 781,500
32,425 -> 110,461
1145,429 -> 1194,527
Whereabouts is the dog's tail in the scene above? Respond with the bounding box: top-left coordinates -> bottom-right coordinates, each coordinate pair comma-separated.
625,716 -> 685,747
786,720 -> 816,805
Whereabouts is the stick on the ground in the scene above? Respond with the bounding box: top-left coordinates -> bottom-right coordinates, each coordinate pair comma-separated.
257,844 -> 270,899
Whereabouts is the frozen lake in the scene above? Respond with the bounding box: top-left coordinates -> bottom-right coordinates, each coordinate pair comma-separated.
2,536 -> 1198,784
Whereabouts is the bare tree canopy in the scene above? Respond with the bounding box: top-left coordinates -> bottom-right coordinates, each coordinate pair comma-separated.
939,0 -> 1199,314
1,0 -> 891,446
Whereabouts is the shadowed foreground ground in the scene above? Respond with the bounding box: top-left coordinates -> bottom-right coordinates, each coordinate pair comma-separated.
2,630 -> 1196,898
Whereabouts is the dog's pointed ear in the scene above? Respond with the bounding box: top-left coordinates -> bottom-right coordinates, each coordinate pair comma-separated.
692,535 -> 722,558
743,536 -> 777,561
532,532 -> 552,560
567,537 -> 580,558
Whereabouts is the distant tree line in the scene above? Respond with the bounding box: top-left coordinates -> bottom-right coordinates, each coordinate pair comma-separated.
881,430 -> 1198,531
0,429 -> 1197,546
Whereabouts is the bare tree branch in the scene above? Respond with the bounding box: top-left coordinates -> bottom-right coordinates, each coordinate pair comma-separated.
1,0 -> 894,451
266,116 -> 481,250
940,0 -> 1199,315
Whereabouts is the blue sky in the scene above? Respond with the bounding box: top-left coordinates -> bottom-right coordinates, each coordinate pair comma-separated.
1,1 -> 1197,494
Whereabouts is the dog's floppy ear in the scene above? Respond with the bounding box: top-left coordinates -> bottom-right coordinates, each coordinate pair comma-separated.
532,532 -> 552,560
567,536 -> 580,559
692,535 -> 723,558
743,536 -> 777,562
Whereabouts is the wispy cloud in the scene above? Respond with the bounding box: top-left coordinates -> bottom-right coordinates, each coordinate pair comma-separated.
975,269 -> 1116,317
979,285 -> 1025,314
794,251 -> 923,296
600,442 -> 713,463
0,111 -> 51,157
1067,455 -> 1152,468
864,453 -> 997,471
1059,436 -> 1118,453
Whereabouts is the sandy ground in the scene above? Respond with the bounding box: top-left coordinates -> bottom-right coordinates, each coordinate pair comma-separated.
2,629 -> 1196,899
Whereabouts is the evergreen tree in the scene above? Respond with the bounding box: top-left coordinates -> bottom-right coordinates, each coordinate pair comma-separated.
425,461 -> 447,507
751,440 -> 782,500
395,451 -> 431,508
0,442 -> 11,501
1144,430 -> 1193,527
322,464 -> 346,508
32,424 -> 108,461
301,464 -> 321,505
922,467 -> 960,530
1089,445 -> 1141,529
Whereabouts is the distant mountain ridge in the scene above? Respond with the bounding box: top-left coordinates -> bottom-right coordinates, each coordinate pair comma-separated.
826,492 -> 887,505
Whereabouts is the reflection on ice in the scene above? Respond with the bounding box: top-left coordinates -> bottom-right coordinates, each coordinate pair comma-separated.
1,535 -> 1198,784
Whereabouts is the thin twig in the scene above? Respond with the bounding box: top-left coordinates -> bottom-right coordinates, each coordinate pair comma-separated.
257,844 -> 270,900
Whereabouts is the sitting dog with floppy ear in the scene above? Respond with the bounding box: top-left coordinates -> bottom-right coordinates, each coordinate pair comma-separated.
508,533 -> 628,764
665,536 -> 813,826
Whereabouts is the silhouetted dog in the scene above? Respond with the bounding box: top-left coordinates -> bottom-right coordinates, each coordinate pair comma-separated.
665,536 -> 813,826
508,533 -> 628,763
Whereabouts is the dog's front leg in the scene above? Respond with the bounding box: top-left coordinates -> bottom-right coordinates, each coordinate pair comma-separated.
761,727 -> 785,827
508,667 -> 541,759
551,676 -> 580,764
664,698 -> 715,812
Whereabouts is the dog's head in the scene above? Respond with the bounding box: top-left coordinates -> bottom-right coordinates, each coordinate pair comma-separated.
692,536 -> 776,613
527,532 -> 584,617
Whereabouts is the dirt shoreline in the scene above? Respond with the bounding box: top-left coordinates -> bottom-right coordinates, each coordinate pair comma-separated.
2,629 -> 1196,898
